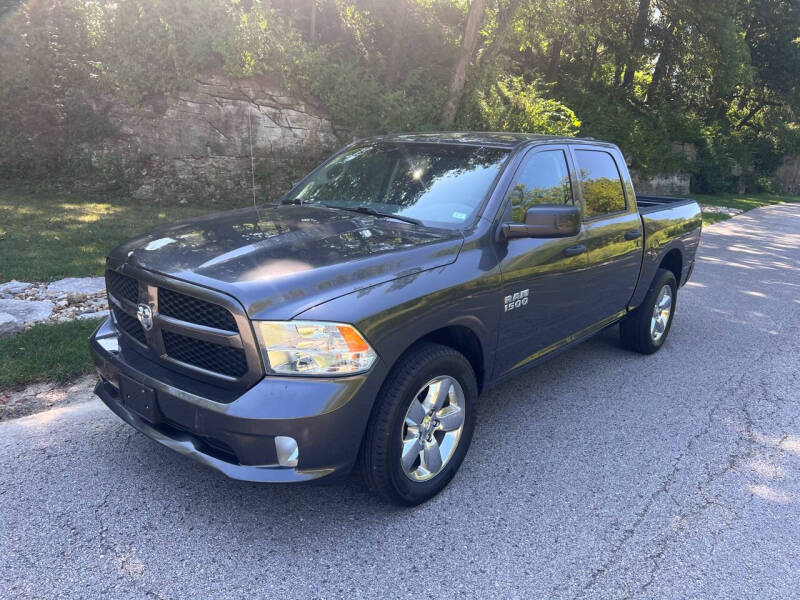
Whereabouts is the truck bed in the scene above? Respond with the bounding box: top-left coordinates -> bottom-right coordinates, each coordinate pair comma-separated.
636,195 -> 697,216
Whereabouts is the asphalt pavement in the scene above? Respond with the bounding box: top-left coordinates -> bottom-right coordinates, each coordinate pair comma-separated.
2,204 -> 799,599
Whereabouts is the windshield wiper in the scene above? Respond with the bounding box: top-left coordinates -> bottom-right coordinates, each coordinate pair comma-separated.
323,204 -> 424,226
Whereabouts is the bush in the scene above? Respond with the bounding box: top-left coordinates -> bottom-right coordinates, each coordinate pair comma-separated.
466,76 -> 581,136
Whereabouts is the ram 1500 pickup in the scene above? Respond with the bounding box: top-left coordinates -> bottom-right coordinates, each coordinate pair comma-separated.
91,133 -> 702,505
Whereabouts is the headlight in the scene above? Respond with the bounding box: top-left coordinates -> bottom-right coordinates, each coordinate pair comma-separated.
254,321 -> 377,376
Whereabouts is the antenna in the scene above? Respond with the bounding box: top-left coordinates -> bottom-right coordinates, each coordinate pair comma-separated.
247,109 -> 260,216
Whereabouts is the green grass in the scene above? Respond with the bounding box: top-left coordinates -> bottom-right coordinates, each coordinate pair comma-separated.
694,192 -> 800,226
0,318 -> 105,389
0,185 -> 243,282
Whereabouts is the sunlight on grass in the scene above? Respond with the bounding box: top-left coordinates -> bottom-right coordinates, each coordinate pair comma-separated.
0,186 -> 243,281
698,192 -> 799,227
702,212 -> 733,226
695,193 -> 800,211
58,202 -> 125,222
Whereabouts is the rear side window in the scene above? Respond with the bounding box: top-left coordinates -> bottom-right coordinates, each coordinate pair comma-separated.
575,150 -> 626,218
506,150 -> 572,223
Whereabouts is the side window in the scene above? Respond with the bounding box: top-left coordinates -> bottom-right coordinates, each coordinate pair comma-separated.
574,150 -> 627,218
506,150 -> 572,223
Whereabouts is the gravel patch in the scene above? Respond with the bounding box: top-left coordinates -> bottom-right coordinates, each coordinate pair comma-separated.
0,281 -> 108,332
700,204 -> 744,216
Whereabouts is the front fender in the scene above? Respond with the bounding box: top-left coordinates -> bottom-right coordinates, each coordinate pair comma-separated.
293,246 -> 503,382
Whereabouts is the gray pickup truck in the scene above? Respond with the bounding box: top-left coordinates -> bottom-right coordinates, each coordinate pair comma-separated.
91,133 -> 701,505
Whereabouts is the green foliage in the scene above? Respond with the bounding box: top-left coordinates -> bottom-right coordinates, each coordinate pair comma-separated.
221,4 -> 306,83
0,0 -> 108,180
0,0 -> 798,193
95,0 -> 232,102
467,76 -> 580,135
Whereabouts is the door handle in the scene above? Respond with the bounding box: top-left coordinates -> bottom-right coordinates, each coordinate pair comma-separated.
625,230 -> 642,240
563,244 -> 587,257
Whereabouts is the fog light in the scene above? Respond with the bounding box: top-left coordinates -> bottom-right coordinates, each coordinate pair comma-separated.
275,436 -> 299,468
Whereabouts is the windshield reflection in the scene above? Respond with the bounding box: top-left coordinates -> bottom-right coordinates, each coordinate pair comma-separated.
283,143 -> 509,228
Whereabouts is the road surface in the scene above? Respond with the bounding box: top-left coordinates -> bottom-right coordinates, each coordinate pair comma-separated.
2,204 -> 799,599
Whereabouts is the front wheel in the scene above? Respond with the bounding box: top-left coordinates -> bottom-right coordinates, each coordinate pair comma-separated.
620,268 -> 677,354
359,343 -> 477,505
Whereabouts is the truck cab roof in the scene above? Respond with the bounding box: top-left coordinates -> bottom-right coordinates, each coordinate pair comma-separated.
363,132 -> 614,150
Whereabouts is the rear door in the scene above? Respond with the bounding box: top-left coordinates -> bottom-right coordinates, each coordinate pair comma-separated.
570,146 -> 643,320
494,145 -> 595,376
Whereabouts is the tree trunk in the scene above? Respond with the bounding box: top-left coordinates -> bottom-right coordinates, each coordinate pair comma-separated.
622,0 -> 650,88
546,37 -> 564,82
584,39 -> 600,87
645,25 -> 675,104
440,0 -> 487,127
309,1 -> 316,41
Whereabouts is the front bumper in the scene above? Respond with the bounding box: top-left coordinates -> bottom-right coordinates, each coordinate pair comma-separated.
90,318 -> 387,483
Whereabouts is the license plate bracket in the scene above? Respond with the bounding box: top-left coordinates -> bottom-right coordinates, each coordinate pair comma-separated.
119,374 -> 160,424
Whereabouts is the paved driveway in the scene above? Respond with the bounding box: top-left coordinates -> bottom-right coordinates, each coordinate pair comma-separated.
2,205 -> 799,599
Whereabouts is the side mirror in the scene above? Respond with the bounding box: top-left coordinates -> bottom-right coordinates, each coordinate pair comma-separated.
502,205 -> 581,239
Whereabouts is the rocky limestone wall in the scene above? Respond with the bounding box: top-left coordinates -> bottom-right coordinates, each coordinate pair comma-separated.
630,171 -> 691,195
87,72 -> 339,201
776,155 -> 800,194
626,143 -> 695,196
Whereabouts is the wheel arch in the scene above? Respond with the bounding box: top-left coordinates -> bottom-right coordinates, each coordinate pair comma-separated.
629,241 -> 686,310
382,324 -> 488,394
416,325 -> 486,392
659,248 -> 683,285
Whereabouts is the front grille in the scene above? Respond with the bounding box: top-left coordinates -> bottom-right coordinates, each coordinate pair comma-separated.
158,287 -> 238,332
107,270 -> 139,304
162,331 -> 248,378
105,267 -> 259,385
113,306 -> 146,345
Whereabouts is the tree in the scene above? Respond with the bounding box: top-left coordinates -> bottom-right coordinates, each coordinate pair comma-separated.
441,0 -> 487,127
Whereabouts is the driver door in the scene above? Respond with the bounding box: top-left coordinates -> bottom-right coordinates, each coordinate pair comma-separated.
493,146 -> 597,377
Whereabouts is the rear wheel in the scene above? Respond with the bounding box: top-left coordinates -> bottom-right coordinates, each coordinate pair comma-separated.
620,268 -> 677,354
359,343 -> 477,505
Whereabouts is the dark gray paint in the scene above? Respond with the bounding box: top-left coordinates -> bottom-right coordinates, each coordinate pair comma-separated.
92,133 -> 702,481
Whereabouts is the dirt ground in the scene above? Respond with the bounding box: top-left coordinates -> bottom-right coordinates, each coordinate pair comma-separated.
0,375 -> 96,422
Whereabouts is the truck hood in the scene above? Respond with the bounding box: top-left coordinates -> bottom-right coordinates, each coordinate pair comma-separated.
109,204 -> 463,319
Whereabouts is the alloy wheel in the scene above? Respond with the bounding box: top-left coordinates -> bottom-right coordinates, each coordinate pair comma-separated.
400,375 -> 466,482
650,284 -> 673,343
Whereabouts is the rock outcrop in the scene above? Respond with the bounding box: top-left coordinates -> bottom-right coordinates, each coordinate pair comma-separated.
776,155 -> 800,194
88,72 -> 339,201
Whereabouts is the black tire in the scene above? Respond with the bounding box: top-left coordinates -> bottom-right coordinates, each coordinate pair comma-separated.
359,342 -> 478,506
620,268 -> 678,354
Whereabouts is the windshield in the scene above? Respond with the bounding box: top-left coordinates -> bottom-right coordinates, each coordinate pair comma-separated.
284,143 -> 510,228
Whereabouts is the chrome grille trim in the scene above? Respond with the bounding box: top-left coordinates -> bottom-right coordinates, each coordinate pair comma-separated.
105,262 -> 263,388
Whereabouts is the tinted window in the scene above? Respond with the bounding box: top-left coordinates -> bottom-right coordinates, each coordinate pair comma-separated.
506,150 -> 572,223
284,143 -> 509,228
575,150 -> 626,217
